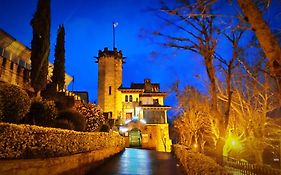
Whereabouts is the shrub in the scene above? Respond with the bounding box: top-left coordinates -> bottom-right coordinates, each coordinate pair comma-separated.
53,119 -> 75,130
0,98 -> 3,121
0,82 -> 31,123
74,102 -> 106,132
100,124 -> 110,132
57,110 -> 86,131
23,99 -> 57,126
173,144 -> 226,174
0,122 -> 125,159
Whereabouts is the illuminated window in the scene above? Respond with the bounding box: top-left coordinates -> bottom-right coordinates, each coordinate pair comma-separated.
125,95 -> 128,102
109,86 -> 112,95
126,113 -> 132,120
129,95 -> 133,102
153,99 -> 159,105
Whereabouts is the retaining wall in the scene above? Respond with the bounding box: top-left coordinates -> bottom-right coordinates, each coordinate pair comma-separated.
0,146 -> 124,175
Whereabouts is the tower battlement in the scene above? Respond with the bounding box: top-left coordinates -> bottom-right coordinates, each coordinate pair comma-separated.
98,47 -> 122,58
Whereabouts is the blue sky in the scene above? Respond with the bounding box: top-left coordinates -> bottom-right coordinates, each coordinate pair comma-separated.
0,0 -> 207,116
1,0 -> 280,119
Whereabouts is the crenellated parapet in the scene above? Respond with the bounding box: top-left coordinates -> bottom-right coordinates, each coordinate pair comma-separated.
96,47 -> 125,63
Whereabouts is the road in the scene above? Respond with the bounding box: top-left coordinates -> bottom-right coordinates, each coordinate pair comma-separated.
87,148 -> 183,175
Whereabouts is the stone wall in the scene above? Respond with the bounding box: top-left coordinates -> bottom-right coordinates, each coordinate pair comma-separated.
0,146 -> 124,175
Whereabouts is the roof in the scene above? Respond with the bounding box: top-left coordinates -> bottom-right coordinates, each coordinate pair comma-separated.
119,88 -> 144,93
120,79 -> 167,94
141,104 -> 171,110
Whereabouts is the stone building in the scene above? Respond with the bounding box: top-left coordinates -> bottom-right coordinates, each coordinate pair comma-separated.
96,47 -> 172,152
0,29 -> 73,91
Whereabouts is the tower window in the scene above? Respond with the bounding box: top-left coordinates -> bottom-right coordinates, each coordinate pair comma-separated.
125,95 -> 128,102
153,99 -> 159,105
129,95 -> 133,102
109,86 -> 112,95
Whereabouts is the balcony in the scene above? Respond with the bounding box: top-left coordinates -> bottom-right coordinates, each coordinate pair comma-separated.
122,101 -> 139,109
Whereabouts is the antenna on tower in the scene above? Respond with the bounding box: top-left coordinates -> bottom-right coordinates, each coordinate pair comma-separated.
112,22 -> 118,49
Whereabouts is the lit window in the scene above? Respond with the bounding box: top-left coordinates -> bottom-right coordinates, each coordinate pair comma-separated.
153,99 -> 159,105
129,95 -> 133,102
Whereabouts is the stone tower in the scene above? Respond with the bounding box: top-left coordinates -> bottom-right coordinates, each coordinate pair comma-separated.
96,47 -> 123,119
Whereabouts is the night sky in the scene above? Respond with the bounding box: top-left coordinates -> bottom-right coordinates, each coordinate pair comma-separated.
1,0 -> 280,119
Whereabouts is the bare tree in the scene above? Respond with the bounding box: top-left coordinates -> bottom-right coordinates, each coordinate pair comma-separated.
173,84 -> 215,153
155,0 -> 236,163
237,0 -> 281,92
218,57 -> 280,164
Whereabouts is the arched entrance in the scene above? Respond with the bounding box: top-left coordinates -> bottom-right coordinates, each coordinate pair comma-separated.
129,128 -> 142,147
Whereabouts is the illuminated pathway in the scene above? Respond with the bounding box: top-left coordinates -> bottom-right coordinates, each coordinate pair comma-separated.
88,148 -> 183,175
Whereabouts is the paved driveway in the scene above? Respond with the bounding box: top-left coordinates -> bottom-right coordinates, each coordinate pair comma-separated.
88,148 -> 183,175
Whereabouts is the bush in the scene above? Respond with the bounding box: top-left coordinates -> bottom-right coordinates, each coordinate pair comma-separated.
23,99 -> 57,126
57,110 -> 86,131
74,102 -> 106,132
53,119 -> 75,130
0,122 -> 125,159
173,144 -> 226,174
100,124 -> 110,132
0,82 -> 31,123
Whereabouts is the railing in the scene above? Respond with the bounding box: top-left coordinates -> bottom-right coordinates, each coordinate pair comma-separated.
59,89 -> 82,101
122,101 -> 139,109
223,156 -> 281,175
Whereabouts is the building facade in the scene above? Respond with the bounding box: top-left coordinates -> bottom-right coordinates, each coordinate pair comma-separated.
96,48 -> 172,152
0,29 -> 73,91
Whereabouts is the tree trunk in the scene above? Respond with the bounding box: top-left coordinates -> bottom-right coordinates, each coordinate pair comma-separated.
204,56 -> 226,164
237,0 -> 281,91
254,149 -> 264,165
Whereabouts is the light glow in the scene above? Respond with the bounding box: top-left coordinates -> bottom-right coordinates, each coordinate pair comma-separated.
119,127 -> 128,133
125,119 -> 131,124
132,116 -> 139,121
140,119 -> 146,124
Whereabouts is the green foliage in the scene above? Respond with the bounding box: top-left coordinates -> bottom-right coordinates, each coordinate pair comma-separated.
0,97 -> 3,121
173,144 -> 225,175
53,119 -> 75,130
100,124 -> 110,132
0,83 -> 31,123
74,102 -> 106,132
0,122 -> 125,159
51,24 -> 65,91
57,110 -> 86,131
30,0 -> 50,95
24,99 -> 57,126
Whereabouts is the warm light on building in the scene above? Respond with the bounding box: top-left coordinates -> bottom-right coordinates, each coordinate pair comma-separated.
96,48 -> 172,152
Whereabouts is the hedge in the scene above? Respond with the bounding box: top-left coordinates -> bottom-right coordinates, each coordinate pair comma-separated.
0,122 -> 125,159
173,144 -> 226,175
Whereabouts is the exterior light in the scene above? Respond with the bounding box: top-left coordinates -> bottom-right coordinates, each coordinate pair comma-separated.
140,119 -> 146,124
119,127 -> 128,133
194,143 -> 198,148
125,119 -> 131,124
132,116 -> 139,121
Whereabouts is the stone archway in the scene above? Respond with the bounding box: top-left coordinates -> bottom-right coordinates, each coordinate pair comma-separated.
129,128 -> 142,147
